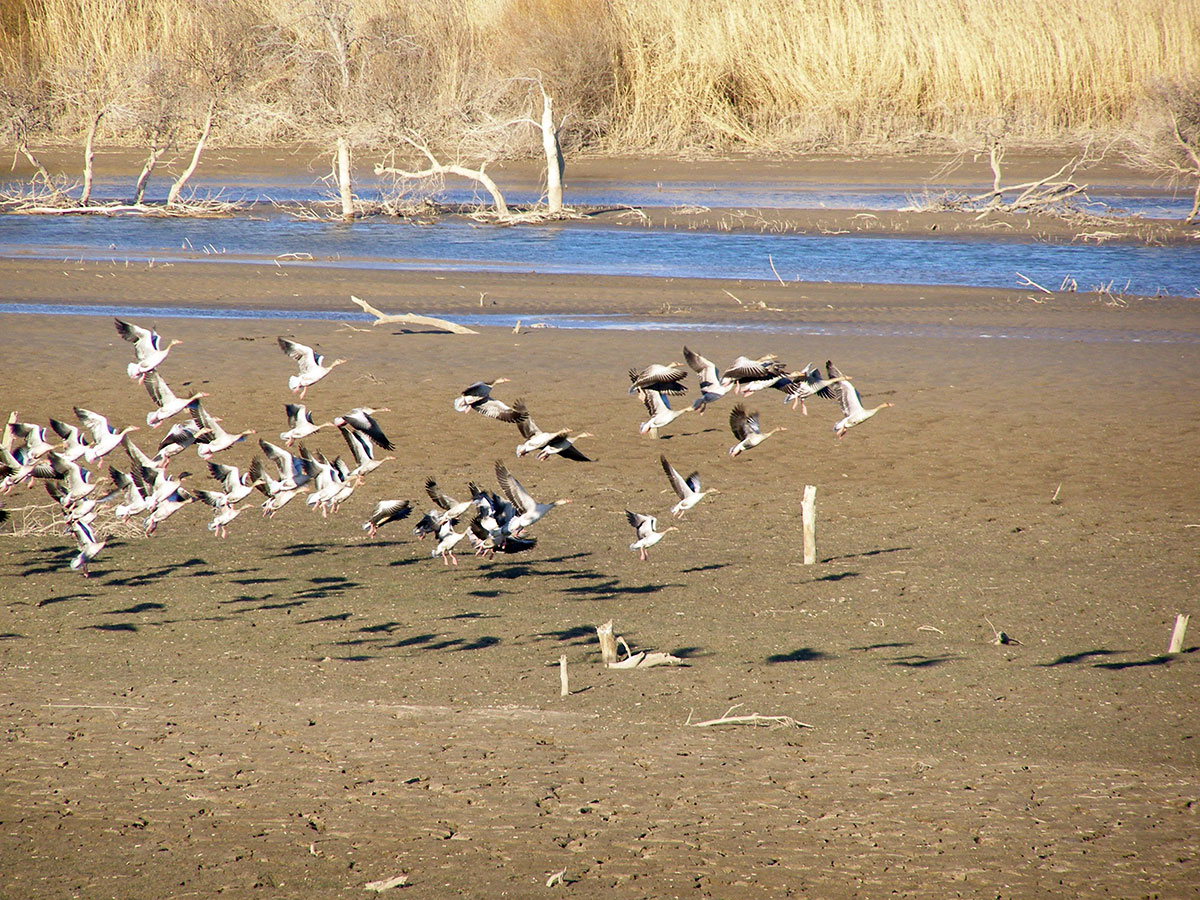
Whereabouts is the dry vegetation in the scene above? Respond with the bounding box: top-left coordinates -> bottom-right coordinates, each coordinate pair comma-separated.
2,0 -> 1198,158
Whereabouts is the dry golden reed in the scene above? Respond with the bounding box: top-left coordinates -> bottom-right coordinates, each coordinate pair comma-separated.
3,0 -> 1197,153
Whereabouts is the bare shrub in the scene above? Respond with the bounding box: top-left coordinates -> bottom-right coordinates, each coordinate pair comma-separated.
1124,80 -> 1200,223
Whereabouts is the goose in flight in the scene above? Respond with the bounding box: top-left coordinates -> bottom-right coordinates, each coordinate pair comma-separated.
48,418 -> 90,463
661,454 -> 718,518
115,318 -> 181,382
338,422 -> 394,479
362,499 -> 412,537
639,388 -> 694,436
425,477 -> 473,526
143,371 -> 208,428
9,421 -> 55,460
826,360 -> 894,437
206,460 -> 256,504
722,355 -> 787,396
144,486 -> 196,534
454,378 -> 517,420
110,466 -> 155,521
683,345 -> 731,413
75,407 -> 139,464
431,518 -> 468,566
281,404 -> 333,446
250,455 -> 305,517
626,510 -> 678,561
511,400 -> 592,461
728,403 -> 787,457
187,399 -> 256,459
153,421 -> 210,466
494,460 -> 571,535
69,520 -> 106,577
195,489 -> 241,538
777,365 -> 846,414
278,337 -> 346,399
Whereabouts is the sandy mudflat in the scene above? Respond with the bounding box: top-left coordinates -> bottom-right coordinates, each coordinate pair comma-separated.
1,181 -> 1199,899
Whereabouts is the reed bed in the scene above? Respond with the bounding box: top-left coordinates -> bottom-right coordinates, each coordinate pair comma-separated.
2,0 -> 1197,154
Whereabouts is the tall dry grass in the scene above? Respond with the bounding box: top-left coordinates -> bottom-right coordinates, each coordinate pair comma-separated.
2,0 -> 1197,154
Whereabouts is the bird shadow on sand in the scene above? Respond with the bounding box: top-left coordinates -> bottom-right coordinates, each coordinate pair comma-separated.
273,542 -> 330,558
850,641 -> 914,652
105,601 -> 166,615
561,578 -> 684,599
533,624 -> 601,646
767,647 -> 832,663
820,546 -> 911,563
1037,648 -> 1125,667
103,557 -> 206,587
681,563 -> 727,573
1091,648 -> 1194,670
889,653 -> 959,668
37,592 -> 94,607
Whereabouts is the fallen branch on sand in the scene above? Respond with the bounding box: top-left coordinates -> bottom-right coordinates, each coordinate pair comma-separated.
350,296 -> 477,334
687,704 -> 811,729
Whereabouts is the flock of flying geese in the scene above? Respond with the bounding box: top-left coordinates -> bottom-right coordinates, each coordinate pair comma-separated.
0,319 -> 893,575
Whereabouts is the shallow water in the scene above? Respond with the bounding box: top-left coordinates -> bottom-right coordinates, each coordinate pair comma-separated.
5,173 -> 1192,218
2,301 -> 1195,345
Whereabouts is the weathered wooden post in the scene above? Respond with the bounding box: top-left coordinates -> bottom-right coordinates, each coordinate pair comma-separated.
1168,614 -> 1190,654
801,484 -> 817,565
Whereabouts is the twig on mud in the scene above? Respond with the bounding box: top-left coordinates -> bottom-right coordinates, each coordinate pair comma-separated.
917,625 -> 944,635
546,869 -> 567,887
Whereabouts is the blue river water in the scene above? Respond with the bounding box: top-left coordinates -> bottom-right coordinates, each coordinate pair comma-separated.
2,210 -> 1198,299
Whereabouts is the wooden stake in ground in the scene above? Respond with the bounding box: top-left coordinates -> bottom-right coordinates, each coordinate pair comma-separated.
559,654 -> 569,696
1168,613 -> 1189,654
801,484 -> 817,565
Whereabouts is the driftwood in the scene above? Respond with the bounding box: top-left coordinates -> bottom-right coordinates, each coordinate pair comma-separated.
350,296 -> 477,335
363,873 -> 409,891
687,704 -> 811,729
80,109 -> 105,205
559,654 -> 569,696
595,620 -> 683,669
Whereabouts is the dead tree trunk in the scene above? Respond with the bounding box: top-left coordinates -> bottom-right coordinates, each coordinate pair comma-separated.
375,136 -> 510,218
134,141 -> 168,205
335,135 -> 354,219
538,87 -> 564,214
16,140 -> 51,186
167,100 -> 215,207
80,110 -> 105,205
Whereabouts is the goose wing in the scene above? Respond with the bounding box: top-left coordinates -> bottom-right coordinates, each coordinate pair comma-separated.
143,370 -> 178,407
494,460 -> 536,513
642,388 -> 671,418
511,399 -> 540,440
553,437 -> 592,463
683,345 -> 721,388
825,361 -> 863,416
625,509 -> 656,540
660,454 -> 689,500
629,363 -> 688,395
425,477 -> 460,512
729,403 -> 760,440
74,407 -> 112,441
339,408 -> 394,451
